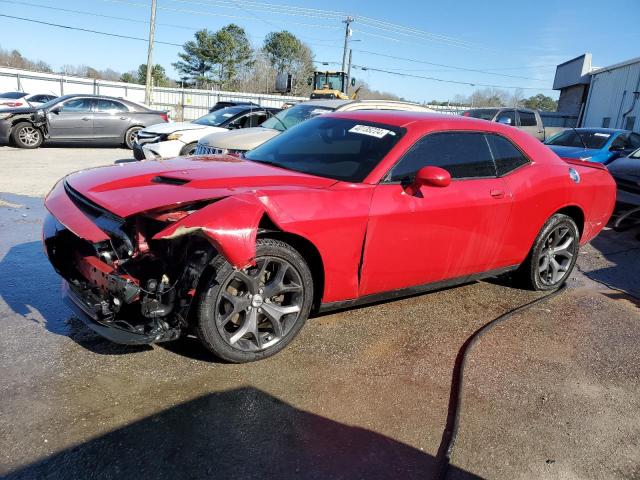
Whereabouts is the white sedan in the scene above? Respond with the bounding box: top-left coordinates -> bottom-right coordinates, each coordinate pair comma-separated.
0,92 -> 57,108
132,105 -> 280,160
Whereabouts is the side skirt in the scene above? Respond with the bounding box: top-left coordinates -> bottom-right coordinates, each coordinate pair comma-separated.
318,265 -> 519,313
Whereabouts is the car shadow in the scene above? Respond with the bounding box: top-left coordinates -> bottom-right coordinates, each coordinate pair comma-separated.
2,387 -> 482,480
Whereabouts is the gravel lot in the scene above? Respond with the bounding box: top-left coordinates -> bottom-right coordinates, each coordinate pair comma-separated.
1,145 -> 639,480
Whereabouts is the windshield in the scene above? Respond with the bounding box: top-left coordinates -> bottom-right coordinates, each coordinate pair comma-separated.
193,106 -> 248,126
260,104 -> 333,132
462,109 -> 498,120
0,92 -> 28,99
244,117 -> 405,182
545,130 -> 612,149
313,73 -> 345,91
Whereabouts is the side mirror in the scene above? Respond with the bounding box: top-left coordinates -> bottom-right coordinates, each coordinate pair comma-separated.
497,116 -> 512,125
50,105 -> 62,114
406,166 -> 451,194
227,122 -> 239,130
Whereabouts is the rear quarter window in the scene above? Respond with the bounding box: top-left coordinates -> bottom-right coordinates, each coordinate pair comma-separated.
486,134 -> 530,176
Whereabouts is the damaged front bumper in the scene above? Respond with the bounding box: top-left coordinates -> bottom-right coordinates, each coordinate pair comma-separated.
42,181 -> 202,345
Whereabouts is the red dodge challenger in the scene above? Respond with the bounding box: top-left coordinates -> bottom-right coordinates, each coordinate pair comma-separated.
43,111 -> 616,362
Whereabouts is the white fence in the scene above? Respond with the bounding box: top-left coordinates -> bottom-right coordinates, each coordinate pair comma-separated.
0,66 -> 306,120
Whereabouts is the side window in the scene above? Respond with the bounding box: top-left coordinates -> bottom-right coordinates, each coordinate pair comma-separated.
611,134 -> 629,150
60,98 -> 93,113
387,132 -> 496,181
486,134 -> 529,176
95,99 -> 127,113
518,111 -> 537,127
629,133 -> 640,149
496,110 -> 516,126
249,113 -> 267,127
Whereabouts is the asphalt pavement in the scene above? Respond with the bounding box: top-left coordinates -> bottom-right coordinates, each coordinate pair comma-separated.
1,145 -> 639,479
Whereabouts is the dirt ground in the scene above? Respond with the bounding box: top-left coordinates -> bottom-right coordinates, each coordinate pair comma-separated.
1,144 -> 639,480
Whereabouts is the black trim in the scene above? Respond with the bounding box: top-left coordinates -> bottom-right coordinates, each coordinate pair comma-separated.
318,265 -> 518,313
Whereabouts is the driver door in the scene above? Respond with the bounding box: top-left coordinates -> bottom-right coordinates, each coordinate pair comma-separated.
359,131 -> 513,296
47,97 -> 95,139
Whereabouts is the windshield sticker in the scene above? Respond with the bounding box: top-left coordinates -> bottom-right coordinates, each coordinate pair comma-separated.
594,133 -> 610,137
348,125 -> 393,138
221,113 -> 234,117
310,109 -> 330,116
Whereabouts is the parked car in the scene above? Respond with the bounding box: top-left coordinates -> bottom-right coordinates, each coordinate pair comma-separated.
195,99 -> 434,156
209,100 -> 259,113
607,147 -> 640,207
544,128 -> 640,164
133,105 -> 281,160
461,107 -> 564,141
43,111 -> 615,362
0,91 -> 57,108
0,94 -> 168,149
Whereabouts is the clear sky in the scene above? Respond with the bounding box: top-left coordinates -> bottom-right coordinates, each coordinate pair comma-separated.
1,0 -> 638,102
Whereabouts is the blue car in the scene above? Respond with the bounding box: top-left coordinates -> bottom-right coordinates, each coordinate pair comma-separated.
544,128 -> 640,164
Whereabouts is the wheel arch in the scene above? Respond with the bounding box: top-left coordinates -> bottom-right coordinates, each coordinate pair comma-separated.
257,219 -> 325,311
553,205 -> 585,237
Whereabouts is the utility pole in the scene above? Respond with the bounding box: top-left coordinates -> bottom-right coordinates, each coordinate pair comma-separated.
346,49 -> 352,96
144,0 -> 157,106
341,16 -> 354,82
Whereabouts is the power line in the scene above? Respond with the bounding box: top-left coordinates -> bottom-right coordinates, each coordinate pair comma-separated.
350,64 -> 555,91
352,49 -> 550,82
0,13 -> 184,46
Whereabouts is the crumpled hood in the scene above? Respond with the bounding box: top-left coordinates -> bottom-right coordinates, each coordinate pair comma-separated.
0,106 -> 37,115
199,127 -> 280,151
141,121 -> 217,135
64,155 -> 336,218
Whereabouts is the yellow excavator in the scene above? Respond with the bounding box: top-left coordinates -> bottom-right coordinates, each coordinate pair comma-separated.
309,71 -> 360,100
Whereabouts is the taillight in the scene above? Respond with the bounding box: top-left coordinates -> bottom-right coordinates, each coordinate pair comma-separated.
1,102 -> 22,107
160,113 -> 169,122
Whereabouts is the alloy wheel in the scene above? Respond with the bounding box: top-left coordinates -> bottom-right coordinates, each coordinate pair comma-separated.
18,126 -> 40,146
537,224 -> 576,286
215,256 -> 304,352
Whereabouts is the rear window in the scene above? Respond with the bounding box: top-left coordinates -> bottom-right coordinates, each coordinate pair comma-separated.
545,130 -> 611,149
462,109 -> 498,121
244,117 -> 404,182
0,92 -> 27,99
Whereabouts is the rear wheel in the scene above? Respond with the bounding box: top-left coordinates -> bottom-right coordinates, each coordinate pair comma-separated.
124,126 -> 142,149
12,122 -> 42,148
179,142 -> 197,156
514,213 -> 579,290
196,238 -> 313,363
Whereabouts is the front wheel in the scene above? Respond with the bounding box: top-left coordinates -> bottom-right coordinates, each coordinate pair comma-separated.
196,238 -> 314,363
514,213 -> 580,291
12,122 -> 43,148
179,142 -> 197,156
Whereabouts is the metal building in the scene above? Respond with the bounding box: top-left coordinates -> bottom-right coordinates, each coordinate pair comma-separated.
582,57 -> 640,132
553,54 -> 640,132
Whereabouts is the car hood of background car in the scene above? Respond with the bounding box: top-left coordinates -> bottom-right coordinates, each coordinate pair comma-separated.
547,145 -> 609,161
141,122 -> 221,134
64,155 -> 337,218
608,157 -> 640,177
199,127 -> 280,150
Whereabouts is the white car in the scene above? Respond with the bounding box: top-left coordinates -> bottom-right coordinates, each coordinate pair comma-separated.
0,92 -> 57,108
133,105 -> 280,160
195,99 -> 434,156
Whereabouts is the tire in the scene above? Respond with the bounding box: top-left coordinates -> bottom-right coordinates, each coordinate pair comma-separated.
179,142 -> 198,156
196,238 -> 314,363
514,213 -> 580,291
124,126 -> 142,149
11,122 -> 43,149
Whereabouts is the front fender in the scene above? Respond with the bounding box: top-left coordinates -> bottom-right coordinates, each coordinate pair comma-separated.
152,194 -> 265,268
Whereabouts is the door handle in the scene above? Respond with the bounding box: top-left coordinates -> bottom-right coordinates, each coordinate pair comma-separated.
81,117 -> 91,121
119,116 -> 129,120
490,189 -> 505,199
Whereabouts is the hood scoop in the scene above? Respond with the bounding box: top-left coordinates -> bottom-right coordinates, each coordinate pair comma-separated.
151,175 -> 191,186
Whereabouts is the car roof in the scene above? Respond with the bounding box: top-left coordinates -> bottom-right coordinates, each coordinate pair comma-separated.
326,109 -> 501,128
573,127 -> 629,134
51,94 -> 151,110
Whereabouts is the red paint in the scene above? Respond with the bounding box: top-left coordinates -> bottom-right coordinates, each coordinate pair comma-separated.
44,111 -> 616,305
